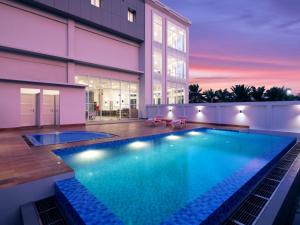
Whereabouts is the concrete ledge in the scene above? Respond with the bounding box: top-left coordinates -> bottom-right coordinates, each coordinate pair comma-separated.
0,172 -> 74,225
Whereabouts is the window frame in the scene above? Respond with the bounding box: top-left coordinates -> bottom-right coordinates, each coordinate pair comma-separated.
128,8 -> 136,23
90,0 -> 101,8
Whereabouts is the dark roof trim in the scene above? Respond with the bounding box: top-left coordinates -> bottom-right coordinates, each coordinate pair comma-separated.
0,46 -> 144,76
0,77 -> 86,88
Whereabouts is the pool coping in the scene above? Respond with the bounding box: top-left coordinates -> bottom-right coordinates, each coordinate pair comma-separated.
25,131 -> 114,147
53,128 -> 297,225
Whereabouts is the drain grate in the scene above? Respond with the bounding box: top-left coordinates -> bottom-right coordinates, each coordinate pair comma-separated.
223,143 -> 300,225
282,153 -> 298,162
276,159 -> 293,170
268,167 -> 287,181
229,195 -> 268,225
35,197 -> 68,225
253,178 -> 279,199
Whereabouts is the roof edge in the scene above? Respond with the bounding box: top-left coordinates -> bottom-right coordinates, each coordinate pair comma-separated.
147,0 -> 191,26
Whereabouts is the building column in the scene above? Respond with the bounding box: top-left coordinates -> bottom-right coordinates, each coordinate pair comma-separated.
162,17 -> 167,104
67,19 -> 75,84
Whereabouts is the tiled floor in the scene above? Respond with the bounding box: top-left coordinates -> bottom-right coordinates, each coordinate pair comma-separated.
0,121 -> 244,189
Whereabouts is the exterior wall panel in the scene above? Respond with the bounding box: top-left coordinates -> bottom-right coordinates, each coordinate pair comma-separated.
0,2 -> 68,57
0,52 -> 67,83
74,26 -> 140,71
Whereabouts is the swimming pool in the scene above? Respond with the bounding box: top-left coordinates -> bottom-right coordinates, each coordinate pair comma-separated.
54,128 -> 296,225
26,131 -> 112,146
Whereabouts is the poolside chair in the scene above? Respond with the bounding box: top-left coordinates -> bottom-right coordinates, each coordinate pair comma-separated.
144,116 -> 163,126
170,117 -> 187,129
178,117 -> 187,127
170,119 -> 184,129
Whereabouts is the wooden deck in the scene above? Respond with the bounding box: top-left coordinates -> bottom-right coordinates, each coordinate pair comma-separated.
0,121 -> 244,189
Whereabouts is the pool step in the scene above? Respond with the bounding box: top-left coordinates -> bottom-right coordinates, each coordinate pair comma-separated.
34,197 -> 68,225
223,143 -> 300,225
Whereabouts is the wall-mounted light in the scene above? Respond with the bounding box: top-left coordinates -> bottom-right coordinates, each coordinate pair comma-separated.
239,110 -> 243,113
198,109 -> 201,113
169,108 -> 173,112
168,106 -> 173,112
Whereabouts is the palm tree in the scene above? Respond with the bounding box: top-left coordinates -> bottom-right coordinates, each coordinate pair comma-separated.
215,89 -> 232,102
264,87 -> 288,101
203,89 -> 217,103
250,86 -> 265,101
189,84 -> 205,103
231,85 -> 252,102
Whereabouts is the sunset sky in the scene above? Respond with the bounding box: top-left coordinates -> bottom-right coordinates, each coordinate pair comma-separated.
161,0 -> 300,94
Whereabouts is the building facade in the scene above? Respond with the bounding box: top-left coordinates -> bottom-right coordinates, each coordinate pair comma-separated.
0,0 -> 190,128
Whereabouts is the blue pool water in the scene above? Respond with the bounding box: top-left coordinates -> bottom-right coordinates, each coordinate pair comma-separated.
26,131 -> 112,146
55,129 -> 296,225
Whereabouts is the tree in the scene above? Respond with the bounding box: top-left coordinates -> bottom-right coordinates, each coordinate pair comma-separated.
215,89 -> 232,102
264,87 -> 288,101
203,89 -> 217,103
189,84 -> 205,103
231,85 -> 252,102
250,86 -> 265,101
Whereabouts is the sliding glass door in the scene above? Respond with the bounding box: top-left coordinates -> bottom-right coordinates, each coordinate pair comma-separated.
76,76 -> 139,121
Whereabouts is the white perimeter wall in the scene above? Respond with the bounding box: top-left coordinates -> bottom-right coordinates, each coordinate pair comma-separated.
146,102 -> 300,133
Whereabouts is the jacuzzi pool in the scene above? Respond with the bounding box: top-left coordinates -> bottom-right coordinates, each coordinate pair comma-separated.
26,131 -> 113,146
54,128 -> 296,225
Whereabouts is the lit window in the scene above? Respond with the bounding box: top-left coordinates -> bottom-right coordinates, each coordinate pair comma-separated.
91,0 -> 101,7
153,14 -> 163,43
128,9 -> 136,23
167,22 -> 186,52
153,81 -> 162,105
167,83 -> 185,104
153,49 -> 162,75
167,54 -> 186,80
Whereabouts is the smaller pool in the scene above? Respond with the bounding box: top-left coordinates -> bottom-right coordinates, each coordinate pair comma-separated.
26,131 -> 113,146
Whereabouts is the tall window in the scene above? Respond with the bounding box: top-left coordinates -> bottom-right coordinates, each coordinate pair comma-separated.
153,14 -> 163,43
167,83 -> 185,104
167,22 -> 186,52
167,54 -> 186,80
91,0 -> 101,7
153,81 -> 162,105
153,49 -> 162,75
128,9 -> 136,23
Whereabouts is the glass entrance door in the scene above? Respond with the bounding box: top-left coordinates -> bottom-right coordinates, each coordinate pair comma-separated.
100,88 -> 120,120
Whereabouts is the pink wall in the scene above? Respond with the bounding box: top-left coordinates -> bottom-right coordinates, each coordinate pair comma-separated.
59,87 -> 85,125
0,52 -> 67,83
74,26 -> 140,71
0,83 -> 20,128
0,1 -> 68,57
0,82 -> 85,129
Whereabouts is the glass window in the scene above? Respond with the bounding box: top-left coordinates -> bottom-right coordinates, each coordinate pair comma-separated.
153,48 -> 162,75
91,0 -> 101,7
111,80 -> 120,89
153,81 -> 162,105
75,76 -> 89,86
167,21 -> 186,52
153,14 -> 163,43
128,9 -> 136,23
167,54 -> 186,79
167,82 -> 185,104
